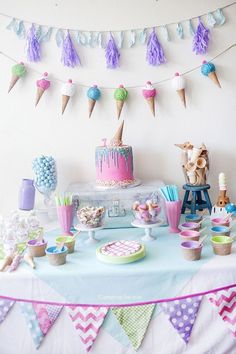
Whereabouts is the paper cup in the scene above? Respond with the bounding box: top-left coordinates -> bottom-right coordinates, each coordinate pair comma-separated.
185,214 -> 202,223
179,230 -> 200,242
211,236 -> 233,255
46,246 -> 68,266
211,218 -> 230,227
210,226 -> 230,237
181,240 -> 203,261
180,222 -> 200,231
56,236 -> 75,254
27,239 -> 47,257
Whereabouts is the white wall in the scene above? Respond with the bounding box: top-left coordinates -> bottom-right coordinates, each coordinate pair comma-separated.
0,0 -> 235,214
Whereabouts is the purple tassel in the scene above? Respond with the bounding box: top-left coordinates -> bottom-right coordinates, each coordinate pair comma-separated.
146,29 -> 166,66
193,19 -> 210,55
61,31 -> 81,67
105,33 -> 120,69
26,24 -> 41,62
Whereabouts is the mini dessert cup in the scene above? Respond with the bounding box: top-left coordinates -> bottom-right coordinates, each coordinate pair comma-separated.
46,245 -> 68,266
181,240 -> 203,261
185,214 -> 202,223
55,236 -> 75,254
179,230 -> 201,242
211,217 -> 230,227
210,226 -> 230,237
211,236 -> 233,255
27,239 -> 47,257
180,222 -> 200,232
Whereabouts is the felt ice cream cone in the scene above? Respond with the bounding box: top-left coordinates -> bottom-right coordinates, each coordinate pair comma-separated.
35,88 -> 45,106
88,99 -> 96,118
201,61 -> 221,88
208,71 -> 221,88
61,79 -> 76,115
110,120 -> 124,146
114,85 -> 128,119
172,73 -> 186,108
142,81 -> 157,117
177,88 -> 186,108
35,72 -> 51,107
62,95 -> 70,114
8,62 -> 26,93
87,85 -> 101,118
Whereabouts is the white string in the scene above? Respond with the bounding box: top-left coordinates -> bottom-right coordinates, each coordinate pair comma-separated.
0,1 -> 235,33
0,43 -> 235,89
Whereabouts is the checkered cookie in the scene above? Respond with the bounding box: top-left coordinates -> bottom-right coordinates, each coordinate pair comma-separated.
101,240 -> 141,257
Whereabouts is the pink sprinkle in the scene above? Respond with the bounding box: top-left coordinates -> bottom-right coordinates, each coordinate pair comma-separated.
202,60 -> 207,64
43,72 -> 48,77
119,84 -> 124,88
93,84 -> 97,88
20,61 -> 24,65
175,72 -> 180,76
68,79 -> 72,83
146,81 -> 152,84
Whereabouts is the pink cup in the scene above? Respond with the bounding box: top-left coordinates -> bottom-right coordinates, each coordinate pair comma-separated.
57,205 -> 73,236
211,217 -> 230,227
180,222 -> 200,231
179,230 -> 200,242
165,200 -> 182,233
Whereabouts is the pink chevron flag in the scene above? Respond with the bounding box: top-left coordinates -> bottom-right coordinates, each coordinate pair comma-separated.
207,287 -> 236,337
33,303 -> 63,335
67,306 -> 108,352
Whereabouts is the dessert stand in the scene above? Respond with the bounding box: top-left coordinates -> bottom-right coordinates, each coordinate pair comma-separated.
131,218 -> 163,241
74,224 -> 104,244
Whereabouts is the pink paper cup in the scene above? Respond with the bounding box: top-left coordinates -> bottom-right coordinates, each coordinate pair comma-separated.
179,230 -> 200,242
211,217 -> 230,227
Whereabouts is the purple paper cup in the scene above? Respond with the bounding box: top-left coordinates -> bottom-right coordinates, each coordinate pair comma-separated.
179,230 -> 200,242
181,240 -> 203,261
27,239 -> 47,257
180,222 -> 200,231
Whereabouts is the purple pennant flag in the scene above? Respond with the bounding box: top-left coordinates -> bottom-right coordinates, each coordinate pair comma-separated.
0,299 -> 15,324
160,296 -> 202,343
193,19 -> 210,55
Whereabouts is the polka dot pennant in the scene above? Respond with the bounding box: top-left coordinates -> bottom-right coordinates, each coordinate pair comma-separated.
20,302 -> 44,349
112,304 -> 155,351
0,299 -> 15,324
160,296 -> 202,344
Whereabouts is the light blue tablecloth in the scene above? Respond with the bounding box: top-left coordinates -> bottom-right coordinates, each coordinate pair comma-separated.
31,225 -> 213,305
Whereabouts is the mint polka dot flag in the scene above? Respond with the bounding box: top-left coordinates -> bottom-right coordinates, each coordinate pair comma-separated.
112,304 -> 155,351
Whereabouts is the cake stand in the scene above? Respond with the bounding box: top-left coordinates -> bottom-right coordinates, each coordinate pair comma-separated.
131,219 -> 163,242
74,224 -> 104,244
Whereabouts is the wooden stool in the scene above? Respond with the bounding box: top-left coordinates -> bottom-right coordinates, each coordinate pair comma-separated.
181,184 -> 212,214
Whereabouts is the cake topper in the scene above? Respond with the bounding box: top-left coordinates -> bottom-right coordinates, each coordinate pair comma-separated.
110,120 -> 124,146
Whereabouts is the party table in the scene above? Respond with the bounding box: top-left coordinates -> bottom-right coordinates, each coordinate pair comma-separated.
0,221 -> 235,354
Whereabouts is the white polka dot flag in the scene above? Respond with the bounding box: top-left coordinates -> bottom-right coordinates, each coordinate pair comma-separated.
0,299 -> 15,324
67,305 -> 109,352
160,296 -> 202,344
112,304 -> 155,351
207,287 -> 236,337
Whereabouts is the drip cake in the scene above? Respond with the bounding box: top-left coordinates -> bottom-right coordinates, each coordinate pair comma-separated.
95,121 -> 137,188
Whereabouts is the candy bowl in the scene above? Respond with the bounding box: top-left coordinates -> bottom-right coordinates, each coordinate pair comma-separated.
211,236 -> 234,256
180,222 -> 200,232
210,226 -> 230,237
77,206 -> 105,229
132,200 -> 161,224
185,214 -> 202,223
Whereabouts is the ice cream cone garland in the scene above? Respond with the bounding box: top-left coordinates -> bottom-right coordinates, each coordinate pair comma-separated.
201,61 -> 221,88
61,79 -> 76,115
87,85 -> 101,118
114,85 -> 128,119
172,73 -> 186,108
35,72 -> 51,107
142,81 -> 157,116
8,62 -> 26,93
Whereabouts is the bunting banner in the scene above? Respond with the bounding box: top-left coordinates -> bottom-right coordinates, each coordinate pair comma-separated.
207,287 -> 236,337
112,304 -> 155,351
160,295 -> 202,344
1,2 -> 234,68
0,299 -> 15,324
67,305 -> 108,352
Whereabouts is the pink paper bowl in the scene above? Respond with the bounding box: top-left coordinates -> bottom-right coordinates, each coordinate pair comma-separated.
179,230 -> 200,242
180,222 -> 200,231
211,217 -> 230,227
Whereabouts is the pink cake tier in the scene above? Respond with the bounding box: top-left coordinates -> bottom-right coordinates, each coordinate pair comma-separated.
95,145 -> 135,187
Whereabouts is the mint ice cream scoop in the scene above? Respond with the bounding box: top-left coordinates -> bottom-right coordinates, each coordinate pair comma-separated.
11,62 -> 26,77
114,85 -> 128,101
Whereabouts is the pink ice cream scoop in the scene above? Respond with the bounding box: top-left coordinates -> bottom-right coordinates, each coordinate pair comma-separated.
142,81 -> 157,116
35,72 -> 50,107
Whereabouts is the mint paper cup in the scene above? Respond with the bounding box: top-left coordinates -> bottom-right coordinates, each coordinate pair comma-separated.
56,236 -> 75,254
211,236 -> 233,255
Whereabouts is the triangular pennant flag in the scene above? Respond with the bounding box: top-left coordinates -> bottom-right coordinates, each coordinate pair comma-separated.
160,296 -> 202,344
33,303 -> 63,335
207,287 -> 236,337
0,299 -> 15,324
67,305 -> 108,352
20,302 -> 44,349
112,304 -> 155,351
